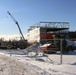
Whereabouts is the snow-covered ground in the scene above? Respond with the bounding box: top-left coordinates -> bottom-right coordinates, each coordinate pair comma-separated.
0,49 -> 76,75
0,43 -> 76,75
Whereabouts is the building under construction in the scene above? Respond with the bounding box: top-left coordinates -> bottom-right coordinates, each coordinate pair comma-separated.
26,22 -> 69,44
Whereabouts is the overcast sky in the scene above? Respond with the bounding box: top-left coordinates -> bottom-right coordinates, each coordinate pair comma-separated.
0,0 -> 76,36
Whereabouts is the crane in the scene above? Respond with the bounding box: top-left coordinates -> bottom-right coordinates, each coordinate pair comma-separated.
7,11 -> 25,40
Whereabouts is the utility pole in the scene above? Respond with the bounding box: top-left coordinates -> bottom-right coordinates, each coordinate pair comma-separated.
60,39 -> 63,64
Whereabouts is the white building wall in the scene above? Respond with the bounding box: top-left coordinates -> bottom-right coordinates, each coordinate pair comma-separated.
25,28 -> 40,43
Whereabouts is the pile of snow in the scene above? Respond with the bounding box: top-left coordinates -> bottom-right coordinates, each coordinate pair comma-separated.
40,43 -> 51,47
0,47 -> 76,75
0,42 -> 45,57
25,42 -> 41,52
0,49 -> 26,55
23,42 -> 45,57
71,62 -> 76,65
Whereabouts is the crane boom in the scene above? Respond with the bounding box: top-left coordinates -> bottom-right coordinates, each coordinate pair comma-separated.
7,11 -> 25,40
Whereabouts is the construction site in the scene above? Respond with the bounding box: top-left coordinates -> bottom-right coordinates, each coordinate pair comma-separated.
0,0 -> 76,75
0,11 -> 76,54
0,11 -> 76,75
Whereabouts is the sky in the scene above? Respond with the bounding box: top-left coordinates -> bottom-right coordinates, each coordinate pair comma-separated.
0,0 -> 76,37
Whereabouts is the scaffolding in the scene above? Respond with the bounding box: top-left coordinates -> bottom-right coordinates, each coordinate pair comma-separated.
28,22 -> 69,31
27,22 -> 70,44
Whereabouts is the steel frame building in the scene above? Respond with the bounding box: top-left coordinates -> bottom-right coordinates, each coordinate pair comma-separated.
26,22 -> 69,44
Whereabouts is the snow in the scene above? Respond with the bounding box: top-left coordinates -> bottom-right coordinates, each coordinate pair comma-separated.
40,43 -> 51,47
0,42 -> 76,75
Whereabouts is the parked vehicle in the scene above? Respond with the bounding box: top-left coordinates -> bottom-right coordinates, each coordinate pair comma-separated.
40,39 -> 76,54
39,43 -> 59,54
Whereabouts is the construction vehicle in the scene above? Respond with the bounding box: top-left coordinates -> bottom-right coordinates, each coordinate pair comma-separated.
7,11 -> 27,49
0,11 -> 27,49
7,11 -> 25,40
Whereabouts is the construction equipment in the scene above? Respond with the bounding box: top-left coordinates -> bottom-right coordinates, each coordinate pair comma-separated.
2,11 -> 28,49
7,11 -> 25,40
